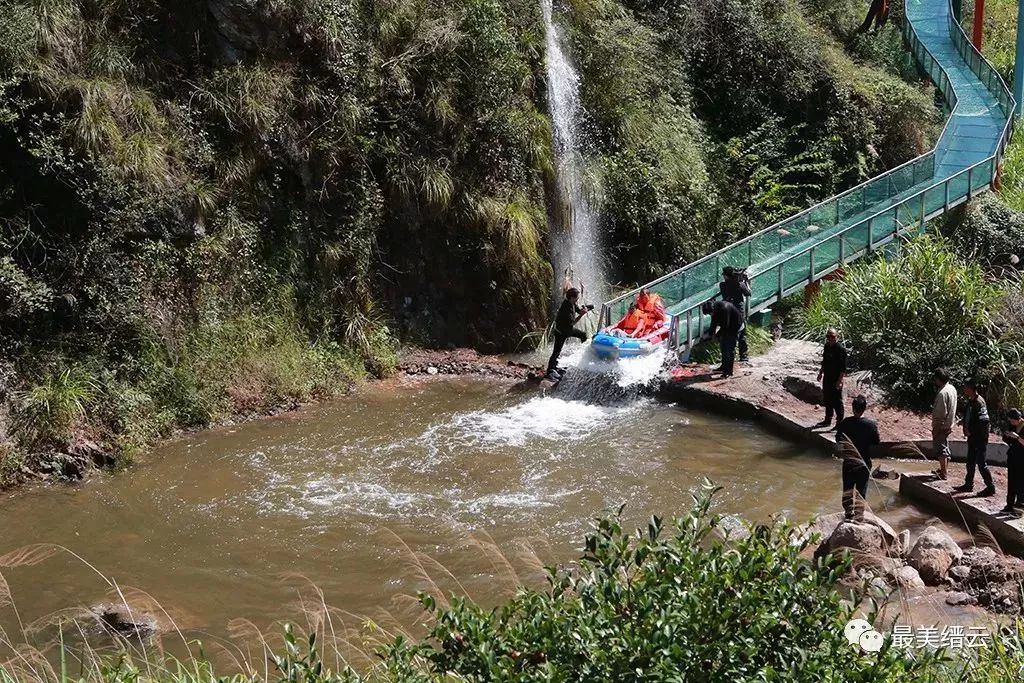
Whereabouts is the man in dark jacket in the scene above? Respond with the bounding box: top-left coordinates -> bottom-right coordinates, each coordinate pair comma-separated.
701,299 -> 742,377
816,328 -> 847,429
955,381 -> 996,496
719,267 -> 752,361
1001,409 -> 1024,516
836,395 -> 879,520
546,287 -> 592,380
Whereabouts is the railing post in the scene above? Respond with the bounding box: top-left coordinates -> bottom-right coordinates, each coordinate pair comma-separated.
777,265 -> 784,299
747,240 -> 753,267
967,167 -> 974,199
686,309 -> 692,348
839,235 -> 846,265
809,248 -> 816,282
944,179 -> 950,210
868,218 -> 874,251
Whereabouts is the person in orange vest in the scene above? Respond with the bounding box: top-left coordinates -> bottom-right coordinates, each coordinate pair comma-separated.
612,303 -> 648,338
636,288 -> 667,329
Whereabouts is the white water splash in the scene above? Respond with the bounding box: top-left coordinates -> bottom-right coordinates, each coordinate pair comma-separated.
541,0 -> 606,304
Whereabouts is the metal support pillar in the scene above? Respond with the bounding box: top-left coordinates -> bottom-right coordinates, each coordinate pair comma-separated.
1016,0 -> 1024,115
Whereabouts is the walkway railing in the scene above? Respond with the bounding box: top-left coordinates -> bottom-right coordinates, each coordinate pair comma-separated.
599,0 -> 1015,353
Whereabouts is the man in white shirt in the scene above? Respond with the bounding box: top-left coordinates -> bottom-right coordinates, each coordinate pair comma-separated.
932,368 -> 957,481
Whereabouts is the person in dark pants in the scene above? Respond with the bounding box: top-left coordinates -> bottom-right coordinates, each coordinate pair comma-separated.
816,328 -> 847,430
836,395 -> 880,520
719,267 -> 752,362
546,287 -> 593,380
701,299 -> 742,377
955,381 -> 996,496
857,0 -> 889,33
1000,409 -> 1024,516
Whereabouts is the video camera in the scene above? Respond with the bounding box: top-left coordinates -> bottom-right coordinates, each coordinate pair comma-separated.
723,266 -> 749,282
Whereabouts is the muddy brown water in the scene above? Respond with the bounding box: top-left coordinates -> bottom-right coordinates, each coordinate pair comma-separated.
0,374 -> 946,653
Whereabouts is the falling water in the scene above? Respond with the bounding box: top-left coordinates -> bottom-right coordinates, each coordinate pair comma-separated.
541,0 -> 606,306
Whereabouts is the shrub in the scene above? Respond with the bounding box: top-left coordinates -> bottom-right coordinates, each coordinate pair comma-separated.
942,194 -> 1024,269
792,235 -> 1011,409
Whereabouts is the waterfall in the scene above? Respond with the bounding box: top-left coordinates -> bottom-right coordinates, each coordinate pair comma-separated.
541,0 -> 606,307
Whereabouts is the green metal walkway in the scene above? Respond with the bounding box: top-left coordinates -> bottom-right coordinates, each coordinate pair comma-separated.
600,0 -> 1016,353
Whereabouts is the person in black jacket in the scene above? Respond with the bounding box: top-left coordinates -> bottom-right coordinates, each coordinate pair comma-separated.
954,381 -> 996,496
1001,409 -> 1024,516
719,267 -> 752,361
701,299 -> 742,377
816,328 -> 847,429
836,395 -> 880,520
546,287 -> 593,380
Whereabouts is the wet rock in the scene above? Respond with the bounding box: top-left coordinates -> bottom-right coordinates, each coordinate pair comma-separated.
872,465 -> 900,480
944,591 -> 977,606
817,521 -> 884,557
948,564 -> 971,583
909,547 -> 955,585
92,604 -> 159,640
426,366 -> 439,375
888,565 -> 925,589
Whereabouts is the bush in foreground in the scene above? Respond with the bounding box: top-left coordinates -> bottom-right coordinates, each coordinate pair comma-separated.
8,486 -> 1024,681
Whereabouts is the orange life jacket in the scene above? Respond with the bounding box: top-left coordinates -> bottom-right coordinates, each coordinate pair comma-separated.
616,308 -> 646,333
638,293 -> 666,324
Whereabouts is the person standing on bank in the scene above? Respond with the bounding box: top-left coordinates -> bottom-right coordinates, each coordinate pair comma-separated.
719,267 -> 752,362
546,287 -> 593,381
932,368 -> 957,481
954,381 -> 996,496
701,299 -> 742,378
815,329 -> 847,430
1000,409 -> 1024,516
836,395 -> 880,520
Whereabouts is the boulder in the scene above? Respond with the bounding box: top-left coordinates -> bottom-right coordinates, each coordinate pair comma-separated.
948,564 -> 971,583
819,521 -> 884,557
804,511 -> 901,554
944,591 -> 977,606
907,525 -> 962,567
909,547 -> 954,585
888,565 -> 925,589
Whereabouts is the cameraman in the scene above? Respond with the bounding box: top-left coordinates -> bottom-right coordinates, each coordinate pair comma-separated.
546,287 -> 593,380
720,267 -> 752,361
1001,409 -> 1024,516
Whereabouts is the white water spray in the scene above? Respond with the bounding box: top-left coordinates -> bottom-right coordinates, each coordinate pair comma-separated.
541,0 -> 606,305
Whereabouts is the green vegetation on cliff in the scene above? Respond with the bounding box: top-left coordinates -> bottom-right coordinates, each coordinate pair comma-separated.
0,0 -> 941,480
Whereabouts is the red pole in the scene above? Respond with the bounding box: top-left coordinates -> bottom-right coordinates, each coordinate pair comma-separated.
973,0 -> 985,50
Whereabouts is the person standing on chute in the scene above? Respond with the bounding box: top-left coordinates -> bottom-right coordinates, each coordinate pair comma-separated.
858,0 -> 890,33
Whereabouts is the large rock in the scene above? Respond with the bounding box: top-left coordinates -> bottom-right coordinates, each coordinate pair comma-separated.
909,547 -> 954,585
908,526 -> 962,562
888,565 -> 925,589
817,521 -> 884,557
783,376 -> 824,405
907,526 -> 963,585
804,512 -> 901,554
